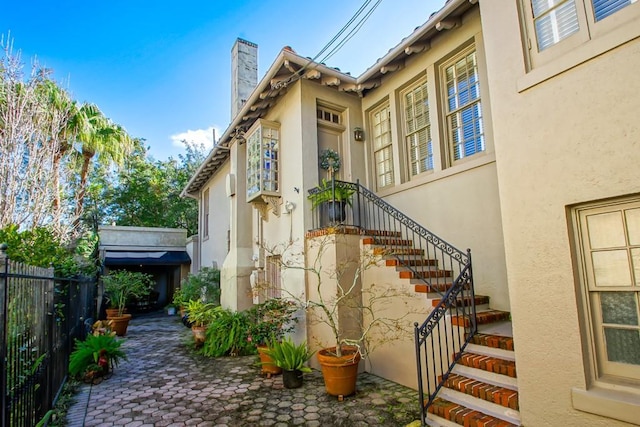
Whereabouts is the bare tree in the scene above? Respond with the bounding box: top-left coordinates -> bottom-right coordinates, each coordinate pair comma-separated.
0,36 -> 76,238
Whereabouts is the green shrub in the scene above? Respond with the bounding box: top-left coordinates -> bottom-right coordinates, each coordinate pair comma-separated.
103,270 -> 154,316
68,334 -> 126,378
185,300 -> 222,327
178,267 -> 220,304
202,309 -> 253,357
264,337 -> 313,372
246,298 -> 298,346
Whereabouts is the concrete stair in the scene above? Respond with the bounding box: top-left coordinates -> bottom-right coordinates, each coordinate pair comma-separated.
426,320 -> 521,427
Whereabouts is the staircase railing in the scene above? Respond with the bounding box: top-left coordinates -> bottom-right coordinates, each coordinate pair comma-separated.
308,179 -> 477,426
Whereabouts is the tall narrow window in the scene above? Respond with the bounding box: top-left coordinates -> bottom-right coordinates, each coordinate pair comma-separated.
403,79 -> 433,176
246,119 -> 280,202
371,104 -> 394,189
203,188 -> 210,238
265,255 -> 282,299
444,48 -> 485,162
574,198 -> 640,381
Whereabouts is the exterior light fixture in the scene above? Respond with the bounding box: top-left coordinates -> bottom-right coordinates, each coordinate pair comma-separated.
353,127 -> 364,141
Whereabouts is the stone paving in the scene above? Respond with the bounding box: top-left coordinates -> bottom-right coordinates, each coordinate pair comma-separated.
66,312 -> 421,426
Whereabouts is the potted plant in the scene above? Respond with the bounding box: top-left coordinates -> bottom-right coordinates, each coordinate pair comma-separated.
69,333 -> 127,383
307,178 -> 355,223
264,337 -> 313,389
103,270 -> 154,336
246,298 -> 298,377
186,299 -> 221,346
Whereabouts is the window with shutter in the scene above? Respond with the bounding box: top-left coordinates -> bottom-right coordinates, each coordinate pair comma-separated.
403,79 -> 433,177
522,0 -> 639,69
443,48 -> 485,163
371,104 -> 394,189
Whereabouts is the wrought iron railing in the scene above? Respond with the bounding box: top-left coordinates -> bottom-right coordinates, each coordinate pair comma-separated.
308,179 -> 477,426
0,245 -> 96,427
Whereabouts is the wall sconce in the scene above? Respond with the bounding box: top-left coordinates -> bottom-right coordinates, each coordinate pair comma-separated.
353,127 -> 364,142
284,201 -> 296,214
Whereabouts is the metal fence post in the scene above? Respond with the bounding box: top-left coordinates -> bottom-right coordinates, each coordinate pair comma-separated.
1,244 -> 9,427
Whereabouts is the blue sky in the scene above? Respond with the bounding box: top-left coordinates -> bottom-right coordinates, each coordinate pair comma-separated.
2,0 -> 443,160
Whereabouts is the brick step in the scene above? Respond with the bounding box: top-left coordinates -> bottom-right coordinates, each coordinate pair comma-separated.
363,229 -> 402,237
362,237 -> 413,246
373,247 -> 424,256
385,258 -> 439,267
414,283 -> 456,294
441,373 -> 519,410
451,310 -> 510,327
470,333 -> 515,352
431,294 -> 490,308
456,351 -> 517,378
427,397 -> 519,427
400,269 -> 453,280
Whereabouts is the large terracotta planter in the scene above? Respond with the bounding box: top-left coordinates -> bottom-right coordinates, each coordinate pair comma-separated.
105,308 -> 126,318
106,313 -> 132,336
257,345 -> 282,377
317,346 -> 361,399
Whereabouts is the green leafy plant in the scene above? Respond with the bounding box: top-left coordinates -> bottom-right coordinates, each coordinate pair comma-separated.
307,179 -> 355,210
178,266 -> 221,304
102,270 -> 154,316
186,299 -> 221,327
68,334 -> 126,378
202,309 -> 254,357
264,336 -> 313,372
246,298 -> 298,346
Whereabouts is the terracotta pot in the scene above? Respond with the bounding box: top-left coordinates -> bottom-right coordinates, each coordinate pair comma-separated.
257,345 -> 282,376
317,346 -> 361,398
282,369 -> 303,389
105,308 -> 126,318
106,313 -> 132,336
192,325 -> 207,346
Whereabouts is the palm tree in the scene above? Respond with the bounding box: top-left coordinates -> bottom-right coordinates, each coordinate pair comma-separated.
73,103 -> 133,221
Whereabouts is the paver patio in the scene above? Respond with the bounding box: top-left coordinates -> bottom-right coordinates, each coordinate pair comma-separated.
66,312 -> 421,426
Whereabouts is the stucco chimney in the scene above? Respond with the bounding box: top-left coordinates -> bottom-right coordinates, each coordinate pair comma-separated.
231,38 -> 258,120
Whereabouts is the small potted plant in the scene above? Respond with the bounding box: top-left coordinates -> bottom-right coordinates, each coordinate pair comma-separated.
307,178 -> 355,223
186,299 -> 221,346
264,337 -> 314,389
69,333 -> 127,383
165,303 -> 177,316
247,298 -> 298,377
103,270 -> 154,336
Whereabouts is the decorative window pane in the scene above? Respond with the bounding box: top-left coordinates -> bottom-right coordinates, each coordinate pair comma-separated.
404,80 -> 433,176
246,120 -> 280,202
372,105 -> 394,189
531,0 -> 580,51
601,292 -> 638,325
445,50 -> 485,162
603,328 -> 640,365
592,0 -> 633,21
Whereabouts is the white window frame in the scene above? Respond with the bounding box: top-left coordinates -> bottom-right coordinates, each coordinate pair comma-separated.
573,196 -> 640,385
246,119 -> 280,203
402,78 -> 433,177
370,103 -> 394,190
521,0 -> 640,69
441,47 -> 485,165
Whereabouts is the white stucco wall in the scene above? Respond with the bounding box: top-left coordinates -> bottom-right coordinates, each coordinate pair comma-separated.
200,161 -> 231,271
480,1 -> 640,425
